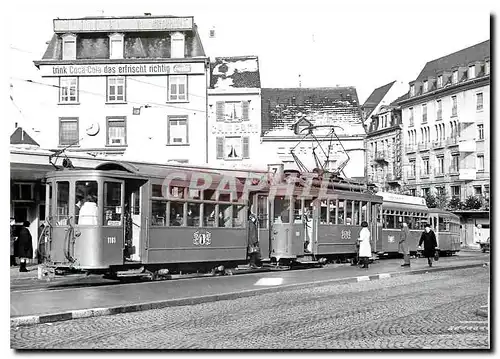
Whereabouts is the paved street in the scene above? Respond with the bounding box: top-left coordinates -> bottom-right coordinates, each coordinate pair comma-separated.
11,266 -> 489,349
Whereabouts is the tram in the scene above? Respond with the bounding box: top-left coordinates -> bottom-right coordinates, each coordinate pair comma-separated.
376,192 -> 461,257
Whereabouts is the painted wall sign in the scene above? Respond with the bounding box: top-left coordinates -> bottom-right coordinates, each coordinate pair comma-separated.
38,62 -> 203,77
193,230 -> 212,246
54,17 -> 194,33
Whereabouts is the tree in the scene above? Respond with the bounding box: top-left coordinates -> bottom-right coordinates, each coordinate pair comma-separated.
424,193 -> 437,208
464,195 -> 482,210
448,196 -> 464,210
436,191 -> 449,210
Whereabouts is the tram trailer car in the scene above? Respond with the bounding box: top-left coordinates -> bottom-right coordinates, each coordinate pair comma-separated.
428,209 -> 461,256
41,161 -> 261,279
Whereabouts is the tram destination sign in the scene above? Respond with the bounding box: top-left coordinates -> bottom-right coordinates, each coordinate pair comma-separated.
38,62 -> 204,77
54,17 -> 194,33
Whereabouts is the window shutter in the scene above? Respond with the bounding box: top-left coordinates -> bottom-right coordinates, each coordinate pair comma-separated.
216,137 -> 224,159
216,101 -> 225,121
242,137 -> 250,159
242,101 -> 249,121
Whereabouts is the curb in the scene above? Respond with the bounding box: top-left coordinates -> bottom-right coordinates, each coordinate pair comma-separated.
10,262 -> 487,328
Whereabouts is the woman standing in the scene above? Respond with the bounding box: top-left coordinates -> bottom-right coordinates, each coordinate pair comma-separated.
418,223 -> 438,267
358,221 -> 372,269
17,221 -> 33,272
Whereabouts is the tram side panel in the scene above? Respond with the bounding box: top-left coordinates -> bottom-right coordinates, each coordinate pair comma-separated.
270,223 -> 304,261
146,227 -> 248,264
315,225 -> 359,257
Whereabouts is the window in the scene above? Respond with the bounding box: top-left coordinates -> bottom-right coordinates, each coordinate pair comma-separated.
422,158 -> 430,175
423,81 -> 428,92
168,116 -> 188,145
451,96 -> 457,116
220,136 -> 250,160
62,34 -> 76,60
409,188 -> 416,197
422,103 -> 427,122
477,124 -> 484,140
170,32 -> 185,58
409,160 -> 416,178
477,154 -> 484,171
452,70 -> 458,84
422,188 -> 430,197
106,117 -> 127,146
436,156 -> 444,175
476,93 -> 483,111
56,181 -> 70,225
59,77 -> 78,103
107,77 -> 126,102
59,118 -> 79,146
216,101 -> 250,122
468,65 -> 475,79
437,75 -> 443,88
485,61 -> 490,75
103,182 -> 122,226
151,201 -> 166,226
410,85 -> 415,97
436,100 -> 442,120
409,107 -> 414,126
436,186 -> 445,195
75,181 -> 98,225
451,154 -> 460,173
168,75 -> 187,101
474,186 -> 482,196
109,33 -> 124,59
451,185 -> 461,197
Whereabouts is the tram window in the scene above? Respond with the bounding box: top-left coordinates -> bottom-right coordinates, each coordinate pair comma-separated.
169,186 -> 185,199
361,202 -> 367,223
352,201 -> 360,226
189,189 -> 201,200
219,204 -> 232,227
256,196 -> 268,229
152,184 -> 163,198
319,200 -> 327,224
273,196 -> 290,224
338,200 -> 345,225
132,189 -> 140,215
151,201 -> 166,226
219,192 -> 231,202
345,200 -> 353,225
293,199 -> 302,222
187,203 -> 200,227
406,216 -> 415,229
327,200 -> 335,225
203,203 -> 216,227
203,189 -> 216,201
385,215 -> 396,229
56,181 -> 70,225
47,184 -> 53,219
438,217 -> 447,232
75,181 -> 98,225
233,205 -> 246,228
169,202 -> 184,226
103,182 -> 122,226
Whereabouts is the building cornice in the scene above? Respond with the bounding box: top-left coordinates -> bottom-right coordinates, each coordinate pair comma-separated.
34,57 -> 209,68
366,125 -> 402,138
261,135 -> 366,142
399,75 -> 489,107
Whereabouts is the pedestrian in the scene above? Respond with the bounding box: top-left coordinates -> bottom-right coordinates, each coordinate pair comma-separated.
247,212 -> 261,269
16,221 -> 33,273
418,223 -> 438,267
357,221 -> 372,269
79,194 -> 98,225
399,222 -> 411,267
10,219 -> 16,267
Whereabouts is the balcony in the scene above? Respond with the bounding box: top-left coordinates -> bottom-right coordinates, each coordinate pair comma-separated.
446,137 -> 459,147
432,140 -> 445,149
436,109 -> 442,121
458,139 -> 476,152
459,168 -> 477,181
418,142 -> 430,151
373,151 -> 388,163
405,144 -> 417,153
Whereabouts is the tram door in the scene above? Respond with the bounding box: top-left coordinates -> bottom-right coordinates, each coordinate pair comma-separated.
371,203 -> 381,253
254,194 -> 271,260
125,180 -> 147,263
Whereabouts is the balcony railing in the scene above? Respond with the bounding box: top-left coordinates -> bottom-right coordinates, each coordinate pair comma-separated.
387,173 -> 402,182
373,151 -> 388,162
405,144 -> 417,153
437,109 -> 442,120
446,137 -> 458,146
433,140 -> 445,149
418,142 -> 430,151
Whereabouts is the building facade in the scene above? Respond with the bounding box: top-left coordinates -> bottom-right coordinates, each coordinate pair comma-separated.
207,56 -> 261,169
33,15 -> 209,164
398,40 -> 490,245
260,87 -> 366,178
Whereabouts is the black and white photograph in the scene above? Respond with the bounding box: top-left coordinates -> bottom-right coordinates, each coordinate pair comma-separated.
6,0 -> 493,351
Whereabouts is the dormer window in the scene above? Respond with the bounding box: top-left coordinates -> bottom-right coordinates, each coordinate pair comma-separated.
485,61 -> 490,75
171,32 -> 185,58
109,33 -> 124,59
452,70 -> 458,84
423,81 -> 428,93
437,75 -> 443,88
410,84 -> 415,97
62,34 -> 76,60
468,65 -> 475,79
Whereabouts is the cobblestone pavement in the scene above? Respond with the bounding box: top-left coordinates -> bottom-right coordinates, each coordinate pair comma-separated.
11,266 -> 489,350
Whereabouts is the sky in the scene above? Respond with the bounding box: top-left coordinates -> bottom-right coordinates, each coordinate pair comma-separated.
5,0 -> 493,106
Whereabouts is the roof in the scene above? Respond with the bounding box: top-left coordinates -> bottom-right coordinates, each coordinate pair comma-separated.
361,81 -> 395,118
10,127 -> 40,146
261,87 -> 363,136
390,92 -> 409,106
415,40 -> 490,81
210,56 -> 260,89
41,22 -> 206,61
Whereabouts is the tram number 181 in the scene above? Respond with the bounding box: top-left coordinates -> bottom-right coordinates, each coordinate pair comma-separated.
107,237 -> 117,244
193,231 -> 212,246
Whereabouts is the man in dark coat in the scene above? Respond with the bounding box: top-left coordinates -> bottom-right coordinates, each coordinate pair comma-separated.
247,213 -> 261,268
418,223 -> 438,267
17,221 -> 33,272
399,222 -> 411,267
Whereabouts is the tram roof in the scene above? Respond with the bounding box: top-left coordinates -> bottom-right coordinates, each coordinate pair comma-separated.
427,208 -> 461,219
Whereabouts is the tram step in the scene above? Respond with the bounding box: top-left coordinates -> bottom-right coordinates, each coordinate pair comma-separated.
115,267 -> 147,277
